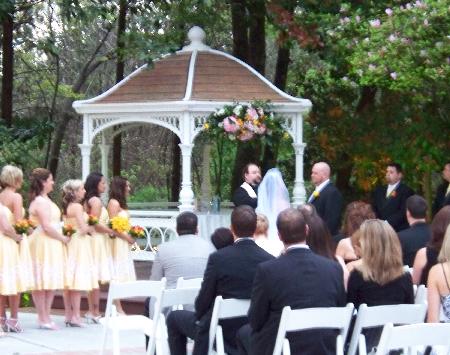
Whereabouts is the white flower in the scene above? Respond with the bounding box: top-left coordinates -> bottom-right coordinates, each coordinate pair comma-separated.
385,8 -> 393,16
369,64 -> 376,71
233,105 -> 243,116
228,134 -> 236,141
218,122 -> 223,128
419,50 -> 428,57
369,19 -> 381,28
342,76 -> 349,81
355,15 -> 361,23
217,108 -> 225,116
390,72 -> 397,80
388,34 -> 397,42
423,19 -> 429,26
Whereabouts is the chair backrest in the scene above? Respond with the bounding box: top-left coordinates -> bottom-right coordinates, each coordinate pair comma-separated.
160,287 -> 200,309
272,303 -> 354,355
414,284 -> 427,305
207,296 -> 251,355
176,277 -> 203,288
347,303 -> 427,355
375,323 -> 450,355
104,279 -> 167,319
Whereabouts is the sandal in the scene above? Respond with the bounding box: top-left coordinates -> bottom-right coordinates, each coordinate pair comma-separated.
6,318 -> 23,333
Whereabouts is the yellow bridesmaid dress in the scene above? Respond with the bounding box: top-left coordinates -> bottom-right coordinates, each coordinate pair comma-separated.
18,207 -> 34,291
90,207 -> 113,284
0,205 -> 26,295
63,214 -> 98,291
111,210 -> 136,283
28,198 -> 66,290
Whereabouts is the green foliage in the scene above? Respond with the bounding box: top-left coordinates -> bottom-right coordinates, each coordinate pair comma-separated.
129,185 -> 168,202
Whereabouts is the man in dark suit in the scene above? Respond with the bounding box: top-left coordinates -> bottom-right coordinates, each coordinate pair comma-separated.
232,163 -> 262,209
432,162 -> 450,216
372,162 -> 414,232
398,195 -> 431,267
236,208 -> 346,355
166,205 -> 273,355
307,162 -> 343,235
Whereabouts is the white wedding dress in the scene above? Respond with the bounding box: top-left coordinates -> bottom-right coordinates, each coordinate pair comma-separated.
256,168 -> 291,248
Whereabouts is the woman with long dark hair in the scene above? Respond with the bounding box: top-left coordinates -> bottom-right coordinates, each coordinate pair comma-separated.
83,172 -> 115,323
28,168 -> 69,329
107,176 -> 135,314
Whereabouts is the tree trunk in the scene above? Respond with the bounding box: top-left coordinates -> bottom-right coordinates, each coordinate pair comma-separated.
1,8 -> 14,127
230,0 -> 249,63
112,0 -> 128,176
170,134 -> 181,202
274,40 -> 290,90
247,0 -> 266,75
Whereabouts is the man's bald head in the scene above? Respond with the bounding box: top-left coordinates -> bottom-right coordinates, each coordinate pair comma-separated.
311,162 -> 331,186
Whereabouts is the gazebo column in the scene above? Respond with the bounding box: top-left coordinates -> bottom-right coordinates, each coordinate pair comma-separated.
292,142 -> 307,207
100,133 -> 111,183
178,143 -> 195,212
79,144 -> 92,181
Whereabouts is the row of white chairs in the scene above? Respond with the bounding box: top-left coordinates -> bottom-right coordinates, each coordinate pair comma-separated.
99,278 -> 448,355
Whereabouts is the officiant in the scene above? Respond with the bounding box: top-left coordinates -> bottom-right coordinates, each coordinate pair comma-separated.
232,163 -> 261,209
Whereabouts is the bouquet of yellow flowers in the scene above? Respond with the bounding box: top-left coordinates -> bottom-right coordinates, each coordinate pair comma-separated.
63,224 -> 76,237
108,216 -> 130,234
27,219 -> 37,230
87,214 -> 99,226
14,219 -> 30,234
129,226 -> 145,239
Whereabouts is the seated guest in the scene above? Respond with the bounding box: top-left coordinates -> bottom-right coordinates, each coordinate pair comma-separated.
412,206 -> 450,285
427,225 -> 450,322
211,227 -> 234,250
253,213 -> 283,257
237,208 -> 346,355
166,205 -> 273,355
144,212 -> 214,345
336,201 -> 376,263
347,219 -> 414,352
398,195 -> 431,267
299,207 -> 348,286
432,162 -> 450,216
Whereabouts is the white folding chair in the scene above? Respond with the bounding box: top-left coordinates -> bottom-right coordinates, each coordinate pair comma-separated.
415,284 -> 427,305
176,276 -> 203,288
100,278 -> 166,355
347,303 -> 427,355
374,323 -> 450,355
157,287 -> 201,355
272,303 -> 354,355
207,296 -> 251,355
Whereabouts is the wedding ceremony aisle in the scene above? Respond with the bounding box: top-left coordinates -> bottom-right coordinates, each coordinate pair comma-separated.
0,311 -> 146,354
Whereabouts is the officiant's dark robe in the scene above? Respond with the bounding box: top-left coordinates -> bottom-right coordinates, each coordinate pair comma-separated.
232,185 -> 258,209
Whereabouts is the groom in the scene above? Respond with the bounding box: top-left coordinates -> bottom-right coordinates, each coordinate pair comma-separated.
232,163 -> 262,209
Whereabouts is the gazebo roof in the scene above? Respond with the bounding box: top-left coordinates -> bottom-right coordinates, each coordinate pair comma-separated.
73,27 -> 311,111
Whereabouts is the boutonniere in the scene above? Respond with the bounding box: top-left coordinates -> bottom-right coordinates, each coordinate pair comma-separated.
390,190 -> 397,198
313,191 -> 320,198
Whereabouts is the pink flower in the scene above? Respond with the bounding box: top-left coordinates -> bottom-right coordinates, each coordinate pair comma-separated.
385,8 -> 393,16
223,116 -> 239,133
388,34 -> 397,42
355,15 -> 361,23
246,107 -> 258,120
254,124 -> 267,135
238,131 -> 254,141
369,19 -> 381,28
390,72 -> 397,80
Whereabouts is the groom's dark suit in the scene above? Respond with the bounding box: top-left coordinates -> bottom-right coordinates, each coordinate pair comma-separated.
310,182 -> 343,235
239,247 -> 346,355
372,182 -> 414,232
166,238 -> 273,355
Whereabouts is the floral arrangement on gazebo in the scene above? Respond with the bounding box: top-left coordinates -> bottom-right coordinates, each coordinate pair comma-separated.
203,102 -> 288,143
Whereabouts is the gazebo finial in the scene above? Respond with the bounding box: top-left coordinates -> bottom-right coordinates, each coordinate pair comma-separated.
178,26 -> 210,52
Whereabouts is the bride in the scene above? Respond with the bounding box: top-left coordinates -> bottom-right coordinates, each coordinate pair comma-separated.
256,168 -> 290,250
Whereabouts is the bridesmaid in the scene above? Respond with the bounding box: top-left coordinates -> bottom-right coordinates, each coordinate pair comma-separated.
107,176 -> 135,314
61,180 -> 98,327
28,168 -> 69,330
83,172 -> 115,323
0,199 -> 23,333
0,165 -> 33,333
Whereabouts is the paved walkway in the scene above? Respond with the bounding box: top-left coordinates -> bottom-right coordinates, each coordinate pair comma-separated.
0,312 -> 146,355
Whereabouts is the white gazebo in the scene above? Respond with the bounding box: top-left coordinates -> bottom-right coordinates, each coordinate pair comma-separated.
73,26 -> 312,211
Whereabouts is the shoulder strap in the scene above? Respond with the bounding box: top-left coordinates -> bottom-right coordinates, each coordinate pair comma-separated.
441,263 -> 450,292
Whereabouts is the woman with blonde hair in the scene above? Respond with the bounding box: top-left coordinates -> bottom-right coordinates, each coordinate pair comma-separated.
61,179 -> 98,326
427,225 -> 450,322
347,219 -> 414,352
28,168 -> 69,330
0,165 -> 33,333
254,213 -> 283,257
